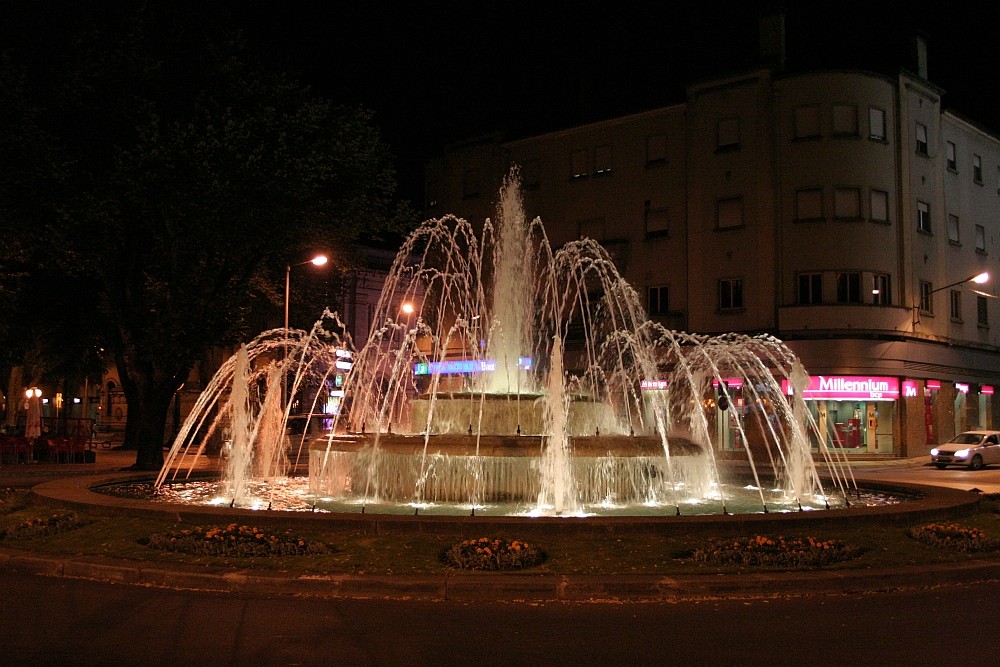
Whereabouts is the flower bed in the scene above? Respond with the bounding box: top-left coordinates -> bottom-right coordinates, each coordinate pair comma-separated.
0,512 -> 88,539
907,522 -> 1000,553
443,537 -> 544,571
144,523 -> 331,557
0,487 -> 31,514
691,535 -> 863,568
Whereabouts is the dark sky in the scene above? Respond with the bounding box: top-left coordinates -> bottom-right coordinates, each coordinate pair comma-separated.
233,1 -> 1000,205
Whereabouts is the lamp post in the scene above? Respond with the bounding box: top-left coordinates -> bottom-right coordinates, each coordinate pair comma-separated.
24,387 -> 42,440
914,271 -> 989,325
284,254 -> 329,406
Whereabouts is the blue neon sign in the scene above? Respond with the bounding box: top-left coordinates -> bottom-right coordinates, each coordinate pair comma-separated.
413,357 -> 532,376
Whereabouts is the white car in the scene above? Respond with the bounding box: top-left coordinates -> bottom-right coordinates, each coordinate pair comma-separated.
930,430 -> 1000,470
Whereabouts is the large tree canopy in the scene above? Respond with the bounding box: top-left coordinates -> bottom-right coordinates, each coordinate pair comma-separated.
0,3 -> 412,469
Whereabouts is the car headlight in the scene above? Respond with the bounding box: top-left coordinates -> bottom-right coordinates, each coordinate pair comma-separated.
930,448 -> 939,456
955,448 -> 970,458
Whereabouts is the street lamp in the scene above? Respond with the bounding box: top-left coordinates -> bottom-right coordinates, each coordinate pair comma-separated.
24,387 -> 42,439
914,271 -> 989,324
284,254 -> 329,405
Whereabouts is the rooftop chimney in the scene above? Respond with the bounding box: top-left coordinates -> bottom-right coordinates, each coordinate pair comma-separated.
913,32 -> 928,79
759,10 -> 786,71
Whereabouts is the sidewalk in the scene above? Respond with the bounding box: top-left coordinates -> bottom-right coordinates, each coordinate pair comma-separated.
3,449 -> 999,603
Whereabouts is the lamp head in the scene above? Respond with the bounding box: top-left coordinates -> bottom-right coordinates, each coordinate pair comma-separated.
972,271 -> 989,284
311,255 -> 328,267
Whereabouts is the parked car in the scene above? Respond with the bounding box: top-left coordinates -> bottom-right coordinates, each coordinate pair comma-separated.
930,430 -> 1000,470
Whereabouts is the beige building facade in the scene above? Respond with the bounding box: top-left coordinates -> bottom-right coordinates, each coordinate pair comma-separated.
424,33 -> 1000,459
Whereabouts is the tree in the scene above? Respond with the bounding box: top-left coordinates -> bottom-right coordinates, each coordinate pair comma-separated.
0,3 -> 411,469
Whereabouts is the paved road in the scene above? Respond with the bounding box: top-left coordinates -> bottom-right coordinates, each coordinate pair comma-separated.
3,570 -> 1000,667
854,457 -> 1000,494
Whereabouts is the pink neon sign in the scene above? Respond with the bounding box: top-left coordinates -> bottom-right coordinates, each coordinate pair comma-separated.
781,375 -> 899,400
982,385 -> 995,395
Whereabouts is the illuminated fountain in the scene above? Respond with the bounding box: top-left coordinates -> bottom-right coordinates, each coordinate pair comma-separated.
158,167 -> 860,516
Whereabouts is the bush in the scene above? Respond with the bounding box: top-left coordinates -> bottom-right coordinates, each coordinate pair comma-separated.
907,523 -> 1000,553
0,487 -> 31,514
144,522 -> 330,557
443,537 -> 545,571
0,512 -> 88,540
691,534 -> 863,568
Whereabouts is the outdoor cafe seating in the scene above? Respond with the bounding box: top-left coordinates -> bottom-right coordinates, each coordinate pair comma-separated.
39,435 -> 92,463
0,435 -> 33,464
1,417 -> 96,464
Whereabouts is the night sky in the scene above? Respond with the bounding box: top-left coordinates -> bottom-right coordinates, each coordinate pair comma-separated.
231,1 -> 1000,207
101,1 -> 1000,206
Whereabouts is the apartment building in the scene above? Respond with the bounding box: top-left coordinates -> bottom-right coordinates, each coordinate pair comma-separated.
423,21 -> 1000,458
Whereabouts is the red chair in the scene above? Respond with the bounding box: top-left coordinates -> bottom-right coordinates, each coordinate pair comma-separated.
1,435 -> 32,463
46,436 -> 88,463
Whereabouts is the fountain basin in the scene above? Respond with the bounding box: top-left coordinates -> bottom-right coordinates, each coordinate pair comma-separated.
37,473 -> 976,539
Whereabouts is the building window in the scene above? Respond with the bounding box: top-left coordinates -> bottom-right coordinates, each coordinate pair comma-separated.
795,188 -> 823,221
834,187 -> 861,220
717,118 -> 740,150
648,286 -> 669,315
836,272 -> 861,303
716,197 -> 743,229
571,149 -> 589,179
644,204 -> 669,237
719,278 -> 744,310
797,273 -> 822,305
522,159 -> 541,189
594,144 -> 613,175
462,169 -> 481,199
917,201 -> 931,233
976,224 -> 986,253
832,105 -> 858,136
978,295 -> 989,327
915,122 -> 928,156
946,141 -> 957,171
951,290 -> 962,320
869,107 -> 886,140
646,134 -> 667,165
793,105 -> 821,139
872,274 -> 891,305
948,214 -> 961,244
973,154 -> 983,183
870,189 -> 889,222
578,217 -> 605,241
919,281 -> 932,313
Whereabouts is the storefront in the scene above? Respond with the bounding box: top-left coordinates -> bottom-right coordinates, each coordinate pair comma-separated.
781,375 -> 899,454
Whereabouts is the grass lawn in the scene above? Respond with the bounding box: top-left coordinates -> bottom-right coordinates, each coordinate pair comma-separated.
3,487 -> 1000,576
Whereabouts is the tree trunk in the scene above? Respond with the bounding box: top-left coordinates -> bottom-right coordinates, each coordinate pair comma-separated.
122,380 -> 176,470
5,365 -> 24,428
114,346 -> 187,471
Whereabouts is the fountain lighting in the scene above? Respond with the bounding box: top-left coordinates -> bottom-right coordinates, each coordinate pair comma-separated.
156,166 -> 865,517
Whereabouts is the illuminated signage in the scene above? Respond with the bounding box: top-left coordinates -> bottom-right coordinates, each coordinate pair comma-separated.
982,386 -> 995,395
711,378 -> 744,390
926,380 -> 941,390
641,380 -> 668,390
414,357 -> 532,376
902,380 -> 919,398
781,375 -> 899,400
956,383 -> 970,394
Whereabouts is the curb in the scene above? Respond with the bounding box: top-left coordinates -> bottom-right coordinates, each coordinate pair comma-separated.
3,545 -> 1000,602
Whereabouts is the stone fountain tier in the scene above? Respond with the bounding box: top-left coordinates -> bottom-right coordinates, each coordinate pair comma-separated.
309,433 -> 704,458
407,391 -> 628,437
307,432 -> 707,504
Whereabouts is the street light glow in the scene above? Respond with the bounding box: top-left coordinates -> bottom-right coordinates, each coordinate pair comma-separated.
401,302 -> 415,315
972,271 -> 989,284
311,255 -> 328,267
